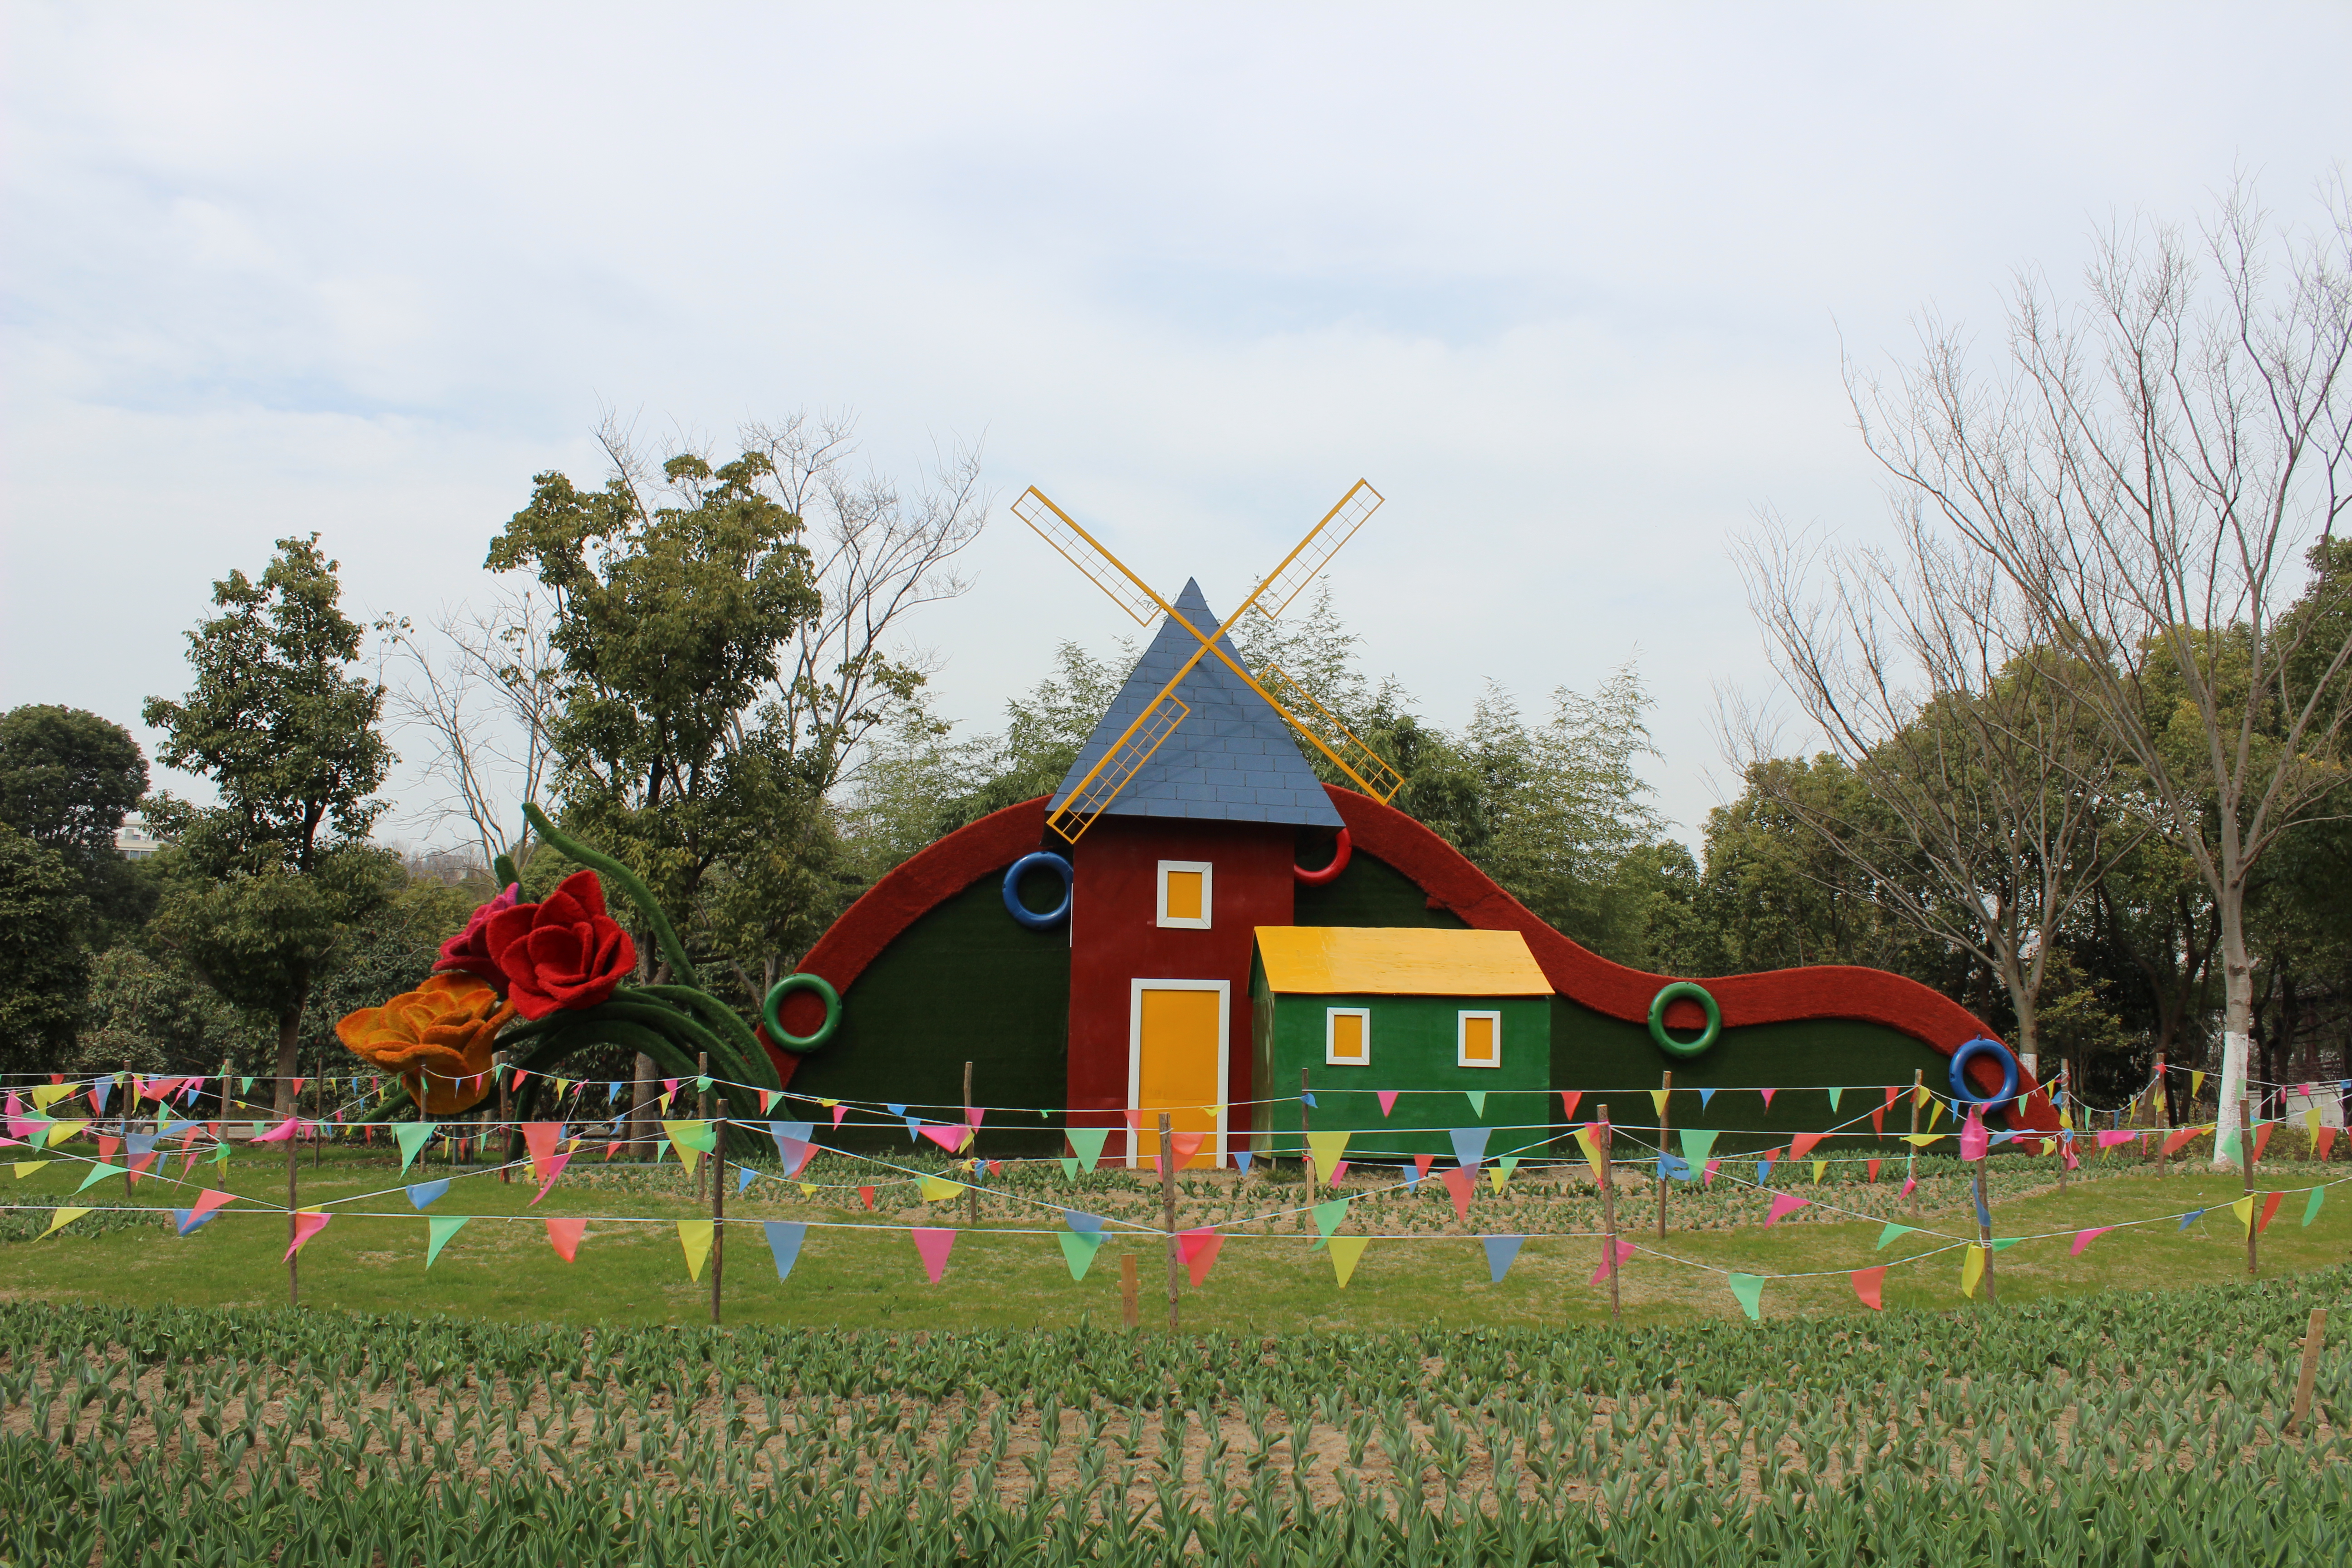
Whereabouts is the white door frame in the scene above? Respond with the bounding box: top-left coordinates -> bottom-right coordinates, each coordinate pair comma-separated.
1127,977 -> 1230,1169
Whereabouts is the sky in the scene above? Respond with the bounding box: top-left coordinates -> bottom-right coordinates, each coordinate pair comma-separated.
5,3 -> 2347,852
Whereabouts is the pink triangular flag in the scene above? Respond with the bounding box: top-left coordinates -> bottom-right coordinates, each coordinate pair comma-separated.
858,1186 -> 875,1210
757,1089 -> 776,1114
831,1103 -> 849,1127
1960,1112 -> 1989,1162
250,1117 -> 299,1143
1179,1226 -> 1223,1287
1328,1159 -> 1348,1184
918,1123 -> 968,1152
1413,1152 -> 1437,1186
283,1211 -> 331,1261
1788,1132 -> 1826,1161
1759,1088 -> 1777,1108
529,1153 -> 573,1204
523,1122 -> 563,1183
1901,1174 -> 1918,1197
289,1078 -> 308,1097
1377,1090 -> 1399,1117
663,1078 -> 680,1099
965,1107 -> 985,1129
1122,1107 -> 1142,1133
1851,1266 -> 1886,1311
544,1216 -> 586,1262
188,1188 -> 236,1224
1588,1240 -> 1635,1285
2069,1225 -> 2113,1257
1702,1158 -> 1721,1186
1559,1091 -> 1583,1123
97,1135 -> 122,1162
1440,1166 -> 1475,1224
1170,1131 -> 1205,1166
912,1227 -> 956,1283
1765,1192 -> 1810,1226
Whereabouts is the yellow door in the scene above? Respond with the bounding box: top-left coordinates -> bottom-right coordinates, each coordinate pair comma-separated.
1137,987 -> 1222,1168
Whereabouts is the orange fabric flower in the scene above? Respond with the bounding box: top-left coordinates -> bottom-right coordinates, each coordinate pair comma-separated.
335,974 -> 516,1114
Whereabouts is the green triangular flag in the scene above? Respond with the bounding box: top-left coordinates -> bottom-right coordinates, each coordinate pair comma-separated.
693,1076 -> 712,1093
1991,1237 -> 2023,1252
1067,1127 -> 1109,1173
1680,1128 -> 1720,1166
240,1077 -> 255,1093
425,1215 -> 469,1269
394,1122 -> 435,1175
1828,1087 -> 1844,1112
2215,1126 -> 2240,1164
1727,1273 -> 1765,1322
1056,1231 -> 1104,1281
74,1162 -> 128,1193
1309,1197 -> 1349,1250
2304,1187 -> 2326,1227
1876,1222 -> 1916,1252
1465,1090 -> 1487,1116
1058,1156 -> 1079,1179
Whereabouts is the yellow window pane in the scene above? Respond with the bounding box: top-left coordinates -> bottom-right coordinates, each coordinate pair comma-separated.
1462,1015 -> 1496,1063
1164,870 -> 1204,921
1331,1012 -> 1365,1063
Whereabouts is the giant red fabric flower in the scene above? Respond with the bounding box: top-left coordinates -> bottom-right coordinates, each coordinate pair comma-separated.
433,882 -> 520,992
486,869 -> 636,1019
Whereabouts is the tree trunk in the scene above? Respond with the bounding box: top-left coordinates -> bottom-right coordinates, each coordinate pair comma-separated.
627,1052 -> 659,1157
2214,896 -> 2253,1168
272,976 -> 310,1118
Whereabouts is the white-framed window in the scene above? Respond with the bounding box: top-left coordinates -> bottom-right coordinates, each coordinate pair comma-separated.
1457,1010 -> 1502,1069
1156,860 -> 1213,929
1325,1007 -> 1371,1067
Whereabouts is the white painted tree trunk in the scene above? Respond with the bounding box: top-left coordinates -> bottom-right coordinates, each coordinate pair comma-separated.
2214,1031 -> 2250,1168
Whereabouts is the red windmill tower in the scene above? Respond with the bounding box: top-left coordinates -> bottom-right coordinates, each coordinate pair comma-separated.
1012,484 -> 1405,1169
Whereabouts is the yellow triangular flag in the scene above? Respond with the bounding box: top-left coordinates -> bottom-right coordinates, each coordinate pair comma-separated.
919,1175 -> 960,1202
14,1161 -> 53,1180
677,1220 -> 715,1280
1959,1245 -> 1985,1298
1926,1101 -> 1944,1132
1573,1126 -> 1606,1185
2058,1107 -> 2073,1131
819,1098 -> 838,1107
1813,1159 -> 1827,1183
2307,1106 -> 2323,1137
1488,1163 -> 1509,1193
2231,1194 -> 2255,1236
1649,1089 -> 1669,1119
1305,1129 -> 1350,1184
798,1181 -> 817,1197
1914,1083 -> 1931,1107
2191,1070 -> 2205,1100
31,1085 -> 70,1112
39,1206 -> 92,1239
45,1120 -> 90,1148
1904,1133 -> 1940,1148
1328,1235 -> 1370,1288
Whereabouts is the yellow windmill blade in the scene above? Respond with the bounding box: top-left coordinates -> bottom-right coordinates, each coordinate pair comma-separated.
1011,487 -> 1171,628
1259,665 -> 1405,801
1047,687 -> 1192,842
1250,480 -> 1382,620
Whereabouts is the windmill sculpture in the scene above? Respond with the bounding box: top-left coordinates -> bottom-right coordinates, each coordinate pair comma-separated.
1011,481 -> 1406,841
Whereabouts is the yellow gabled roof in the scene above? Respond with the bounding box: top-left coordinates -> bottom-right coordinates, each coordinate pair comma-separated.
1254,926 -> 1552,997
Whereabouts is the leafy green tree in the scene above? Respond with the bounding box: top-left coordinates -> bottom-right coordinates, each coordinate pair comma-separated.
142,534 -> 397,1114
0,827 -> 92,1075
0,705 -> 156,937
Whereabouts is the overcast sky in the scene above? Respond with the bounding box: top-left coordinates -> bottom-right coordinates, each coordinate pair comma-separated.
6,4 -> 2346,851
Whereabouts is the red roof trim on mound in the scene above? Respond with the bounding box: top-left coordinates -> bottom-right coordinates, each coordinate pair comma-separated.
760,797 -> 1051,1072
1322,786 -> 2055,1131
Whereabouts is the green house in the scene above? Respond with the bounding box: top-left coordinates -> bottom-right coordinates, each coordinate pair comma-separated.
1249,926 -> 1553,1161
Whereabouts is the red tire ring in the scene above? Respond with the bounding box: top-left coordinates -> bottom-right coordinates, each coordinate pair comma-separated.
1295,828 -> 1352,886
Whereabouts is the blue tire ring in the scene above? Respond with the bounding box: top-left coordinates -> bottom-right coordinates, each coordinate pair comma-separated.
1647,981 -> 1721,1059
1003,851 -> 1073,930
1949,1037 -> 2020,1106
763,973 -> 842,1053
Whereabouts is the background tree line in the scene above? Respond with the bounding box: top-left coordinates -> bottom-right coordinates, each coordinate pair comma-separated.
3,184 -> 2345,1137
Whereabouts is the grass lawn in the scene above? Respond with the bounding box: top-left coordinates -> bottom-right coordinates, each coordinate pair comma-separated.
7,1137 -> 2348,1332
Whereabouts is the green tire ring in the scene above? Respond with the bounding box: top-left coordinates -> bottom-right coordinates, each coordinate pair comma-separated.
763,973 -> 843,1053
1647,981 -> 1721,1059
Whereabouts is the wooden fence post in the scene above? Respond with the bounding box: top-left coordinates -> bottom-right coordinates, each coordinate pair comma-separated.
1655,1070 -> 1672,1238
286,1127 -> 300,1309
1972,1161 -> 1997,1307
710,1109 -> 726,1325
1158,1113 -> 1182,1332
2291,1308 -> 2328,1436
1597,1104 -> 1620,1325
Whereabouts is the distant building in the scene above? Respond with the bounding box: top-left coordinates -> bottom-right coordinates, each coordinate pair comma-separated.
114,819 -> 163,859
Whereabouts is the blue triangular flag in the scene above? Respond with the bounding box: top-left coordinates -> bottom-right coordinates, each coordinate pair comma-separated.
1402,1161 -> 1422,1191
1233,1151 -> 1253,1175
1480,1234 -> 1526,1283
2178,1209 -> 2203,1230
608,1082 -> 622,1104
1698,1088 -> 1715,1109
762,1220 -> 807,1282
1449,1127 -> 1491,1168
1756,1158 -> 1774,1183
738,1164 -> 758,1194
172,1207 -> 221,1236
126,1131 -> 158,1157
887,1103 -> 918,1140
1656,1154 -> 1691,1181
407,1179 -> 451,1210
1062,1209 -> 1106,1234
93,1079 -> 114,1115
1301,1092 -> 1317,1108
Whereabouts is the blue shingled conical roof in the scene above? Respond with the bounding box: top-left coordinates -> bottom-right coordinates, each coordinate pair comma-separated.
1050,579 -> 1346,828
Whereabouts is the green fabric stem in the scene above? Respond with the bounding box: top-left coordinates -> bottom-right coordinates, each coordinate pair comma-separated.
597,1000 -> 757,1094
521,803 -> 700,991
516,1019 -> 725,1117
631,984 -> 780,1090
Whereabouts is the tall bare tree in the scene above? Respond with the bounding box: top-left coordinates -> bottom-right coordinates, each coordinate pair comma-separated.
1849,180 -> 2352,1161
1731,509 -> 2138,1080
